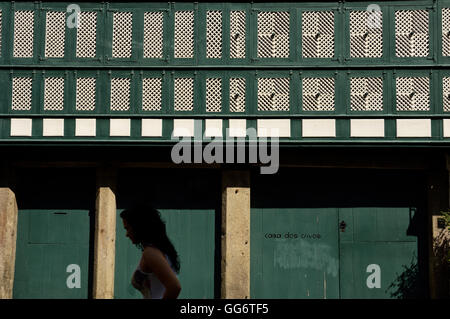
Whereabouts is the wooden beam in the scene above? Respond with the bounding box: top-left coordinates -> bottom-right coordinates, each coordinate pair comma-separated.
12,161 -> 100,168
11,161 -> 220,169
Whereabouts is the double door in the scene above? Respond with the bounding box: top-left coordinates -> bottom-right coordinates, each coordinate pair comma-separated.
251,207 -> 421,299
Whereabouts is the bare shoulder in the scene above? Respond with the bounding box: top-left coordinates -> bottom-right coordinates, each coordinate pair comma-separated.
141,246 -> 169,272
142,245 -> 181,297
143,245 -> 164,257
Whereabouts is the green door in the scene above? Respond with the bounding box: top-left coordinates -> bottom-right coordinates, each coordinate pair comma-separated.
114,208 -> 216,299
251,208 -> 340,298
13,209 -> 91,299
250,207 -> 420,299
339,207 -> 420,299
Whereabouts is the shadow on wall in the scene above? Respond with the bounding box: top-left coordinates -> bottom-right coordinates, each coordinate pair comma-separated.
431,223 -> 450,298
386,254 -> 421,299
387,225 -> 450,299
385,206 -> 427,299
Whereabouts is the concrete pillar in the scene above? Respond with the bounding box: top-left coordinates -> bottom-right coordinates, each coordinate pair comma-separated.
93,167 -> 117,299
427,159 -> 450,298
0,188 -> 18,299
0,162 -> 18,299
221,170 -> 250,299
428,155 -> 450,298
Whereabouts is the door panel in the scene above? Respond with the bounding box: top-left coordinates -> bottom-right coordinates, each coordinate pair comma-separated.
251,208 -> 340,299
340,242 -> 418,299
250,206 -> 421,299
339,207 -> 419,299
13,209 -> 90,299
340,207 -> 417,242
114,208 -> 215,299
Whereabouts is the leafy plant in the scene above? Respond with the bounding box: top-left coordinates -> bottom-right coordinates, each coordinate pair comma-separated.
442,211 -> 450,230
441,211 -> 450,262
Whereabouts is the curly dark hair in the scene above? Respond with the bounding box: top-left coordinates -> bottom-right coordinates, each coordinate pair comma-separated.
120,206 -> 180,274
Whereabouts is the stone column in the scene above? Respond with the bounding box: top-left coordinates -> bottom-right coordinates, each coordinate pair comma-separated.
92,167 -> 117,299
427,158 -> 450,298
0,162 -> 18,299
221,170 -> 250,299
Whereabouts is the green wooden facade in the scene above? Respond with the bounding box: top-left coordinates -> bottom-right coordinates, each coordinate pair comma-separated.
7,1 -> 446,299
0,1 -> 450,144
250,167 -> 429,299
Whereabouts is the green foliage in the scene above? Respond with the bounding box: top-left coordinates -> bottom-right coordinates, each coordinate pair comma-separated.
442,212 -> 450,231
439,211 -> 450,263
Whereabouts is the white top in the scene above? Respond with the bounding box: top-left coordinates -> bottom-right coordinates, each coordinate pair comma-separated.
131,253 -> 176,299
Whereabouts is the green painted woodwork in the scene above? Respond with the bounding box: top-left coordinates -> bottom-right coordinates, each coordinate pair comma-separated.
250,207 -> 421,299
114,208 -> 216,299
0,69 -> 446,116
0,1 -> 444,67
251,208 -> 340,299
0,1 -> 448,145
339,207 -> 420,299
13,209 -> 90,299
0,68 -> 449,143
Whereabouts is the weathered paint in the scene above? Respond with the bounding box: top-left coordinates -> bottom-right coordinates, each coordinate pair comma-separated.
251,208 -> 340,299
273,241 -> 339,277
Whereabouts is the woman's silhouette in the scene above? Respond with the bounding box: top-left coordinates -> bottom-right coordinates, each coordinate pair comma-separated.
120,206 -> 181,299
